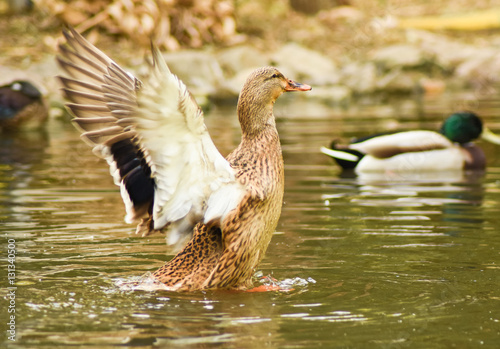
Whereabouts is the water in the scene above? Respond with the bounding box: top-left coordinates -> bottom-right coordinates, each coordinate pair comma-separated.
1,92 -> 500,348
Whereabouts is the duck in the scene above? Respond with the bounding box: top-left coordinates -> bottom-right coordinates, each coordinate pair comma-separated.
0,80 -> 48,130
56,27 -> 311,291
320,111 -> 500,173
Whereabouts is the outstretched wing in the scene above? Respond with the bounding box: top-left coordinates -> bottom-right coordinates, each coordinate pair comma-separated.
349,130 -> 453,158
57,28 -> 244,245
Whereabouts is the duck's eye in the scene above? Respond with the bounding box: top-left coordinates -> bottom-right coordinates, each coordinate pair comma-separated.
271,73 -> 279,78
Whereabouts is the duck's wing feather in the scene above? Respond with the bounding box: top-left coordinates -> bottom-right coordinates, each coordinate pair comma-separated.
349,130 -> 453,158
57,28 -> 244,245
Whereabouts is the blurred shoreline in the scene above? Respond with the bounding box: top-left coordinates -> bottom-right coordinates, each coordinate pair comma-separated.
1,0 -> 499,113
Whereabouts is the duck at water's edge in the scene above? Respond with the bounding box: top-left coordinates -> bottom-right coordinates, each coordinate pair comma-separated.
321,112 -> 500,173
57,28 -> 311,291
0,80 -> 48,130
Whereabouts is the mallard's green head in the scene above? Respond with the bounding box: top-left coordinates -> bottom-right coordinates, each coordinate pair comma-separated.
440,112 -> 483,144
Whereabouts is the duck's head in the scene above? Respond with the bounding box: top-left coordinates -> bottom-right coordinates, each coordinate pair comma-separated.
239,67 -> 311,105
0,80 -> 43,118
440,111 -> 500,145
237,67 -> 311,135
3,80 -> 42,100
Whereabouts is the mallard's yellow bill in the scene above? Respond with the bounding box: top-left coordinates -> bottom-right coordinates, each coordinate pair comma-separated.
481,127 -> 500,145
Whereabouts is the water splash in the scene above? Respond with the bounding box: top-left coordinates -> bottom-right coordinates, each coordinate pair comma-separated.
115,273 -> 175,292
256,272 -> 317,291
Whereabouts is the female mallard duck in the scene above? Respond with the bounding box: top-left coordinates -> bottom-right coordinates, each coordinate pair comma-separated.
0,80 -> 48,130
57,28 -> 311,291
321,111 -> 500,173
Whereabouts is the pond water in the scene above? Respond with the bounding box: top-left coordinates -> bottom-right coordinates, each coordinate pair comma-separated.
1,91 -> 500,348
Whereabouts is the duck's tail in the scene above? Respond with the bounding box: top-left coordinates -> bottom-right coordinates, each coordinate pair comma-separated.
320,142 -> 364,170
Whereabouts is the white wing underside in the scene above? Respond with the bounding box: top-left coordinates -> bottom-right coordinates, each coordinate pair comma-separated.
58,28 -> 244,245
135,48 -> 243,232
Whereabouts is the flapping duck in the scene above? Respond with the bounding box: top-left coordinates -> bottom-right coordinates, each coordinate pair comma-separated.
57,28 -> 311,291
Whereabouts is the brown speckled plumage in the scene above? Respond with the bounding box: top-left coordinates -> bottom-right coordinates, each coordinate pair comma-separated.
154,119 -> 285,290
57,28 -> 311,291
154,68 -> 307,291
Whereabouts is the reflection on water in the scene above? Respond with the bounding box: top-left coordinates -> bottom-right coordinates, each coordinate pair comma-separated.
2,95 -> 500,348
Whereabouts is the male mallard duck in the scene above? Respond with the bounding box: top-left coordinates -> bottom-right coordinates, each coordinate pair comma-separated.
321,111 -> 500,173
0,80 -> 48,130
57,28 -> 311,291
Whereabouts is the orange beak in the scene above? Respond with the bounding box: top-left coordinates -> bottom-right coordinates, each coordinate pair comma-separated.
284,79 -> 312,92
